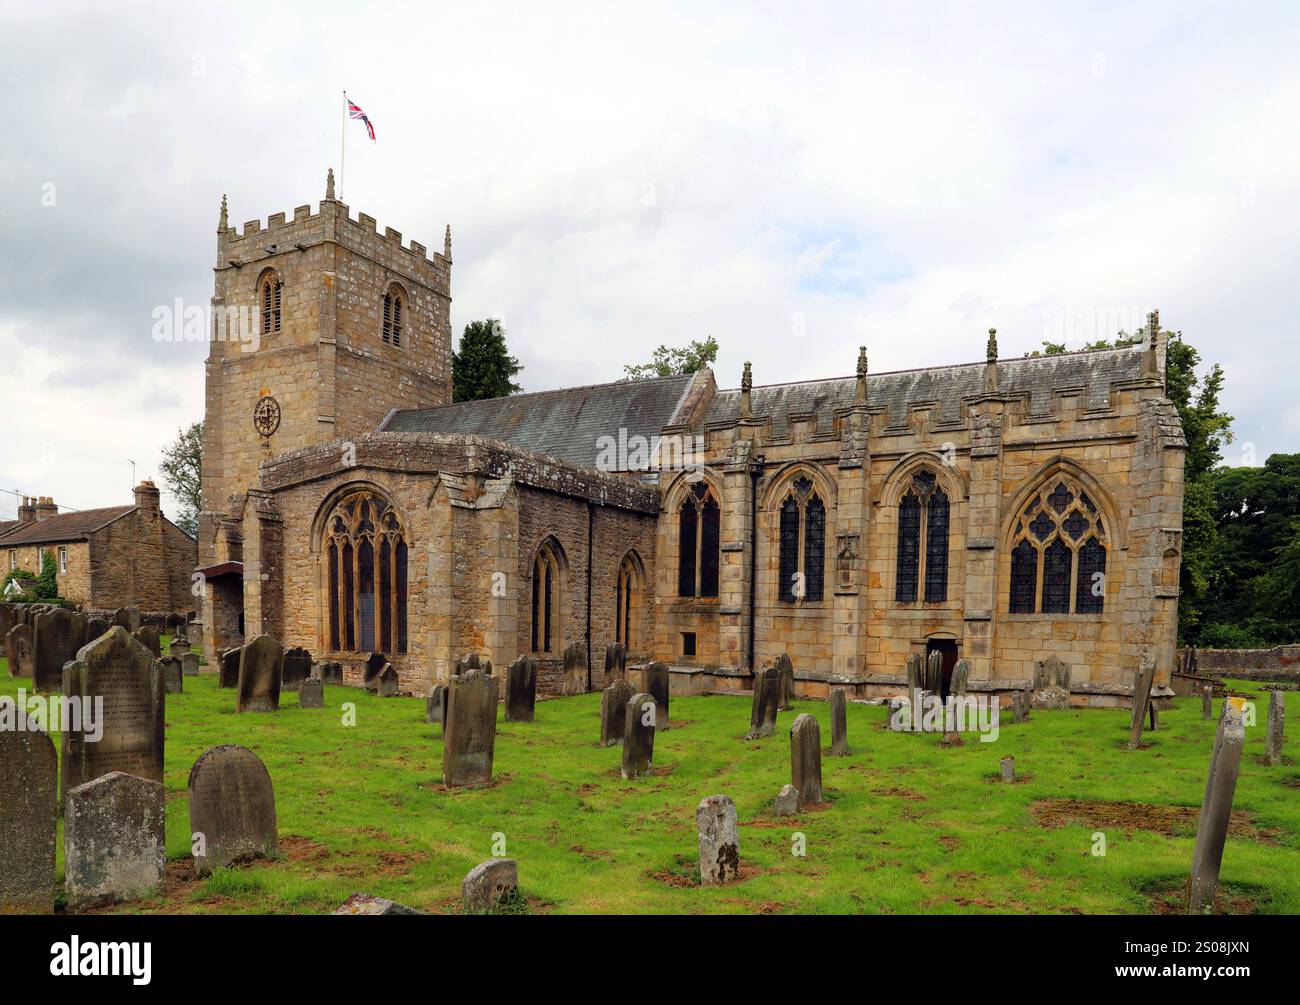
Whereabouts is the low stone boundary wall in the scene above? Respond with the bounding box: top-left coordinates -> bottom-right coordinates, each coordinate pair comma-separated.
1179,645 -> 1300,681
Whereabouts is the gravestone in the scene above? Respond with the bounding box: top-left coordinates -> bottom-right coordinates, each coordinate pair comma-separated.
113,607 -> 140,632
376,664 -> 399,697
333,893 -> 424,915
165,612 -> 185,634
1033,656 -> 1071,708
218,647 -> 240,688
181,652 -> 200,677
1265,691 -> 1285,766
950,659 -> 971,698
186,620 -> 203,647
696,794 -> 740,886
364,652 -> 387,693
462,859 -> 518,914
600,679 -> 633,747
646,661 -> 670,730
830,688 -> 848,756
1000,756 -> 1015,783
318,661 -> 343,685
160,656 -> 183,694
282,647 -> 312,692
746,665 -> 781,739
604,643 -> 627,681
188,744 -> 277,877
905,653 -> 923,696
61,627 -> 165,797
168,635 -> 191,657
925,650 -> 943,694
455,652 -> 484,675
133,626 -> 161,658
425,685 -> 446,728
1202,686 -> 1213,721
561,642 -> 587,696
1187,698 -> 1248,913
0,604 -> 15,653
5,624 -> 33,679
1128,662 -> 1155,749
64,771 -> 165,909
299,678 -> 324,709
789,713 -> 822,809
622,693 -> 656,779
442,669 -> 498,787
1012,690 -> 1029,724
774,783 -> 800,816
33,608 -> 84,691
505,655 -> 538,722
775,652 -> 794,710
236,634 -> 283,713
0,707 -> 57,913
83,617 -> 110,648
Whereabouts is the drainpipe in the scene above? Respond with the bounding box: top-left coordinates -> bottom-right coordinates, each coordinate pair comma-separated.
586,501 -> 594,691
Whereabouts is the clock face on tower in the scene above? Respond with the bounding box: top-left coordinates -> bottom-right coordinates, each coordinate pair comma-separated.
253,396 -> 281,437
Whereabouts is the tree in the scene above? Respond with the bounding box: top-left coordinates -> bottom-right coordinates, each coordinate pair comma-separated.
35,551 -> 58,600
160,422 -> 203,535
623,336 -> 718,380
452,320 -> 524,402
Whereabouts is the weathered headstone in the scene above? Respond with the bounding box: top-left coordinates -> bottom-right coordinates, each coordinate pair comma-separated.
376,663 -> 399,697
188,744 -> 277,877
504,655 -> 538,722
186,620 -> 203,647
1000,755 -> 1015,783
442,669 -> 498,787
925,650 -> 943,694
622,693 -> 656,779
774,783 -> 800,816
1033,655 -> 1071,708
950,659 -> 971,698
646,661 -> 670,730
0,604 -> 15,654
1148,698 -> 1160,732
746,665 -> 780,739
905,653 -> 923,696
600,679 -> 633,746
1265,691 -> 1285,766
236,635 -> 283,713
64,771 -> 165,909
455,652 -> 483,675
299,677 -> 324,708
830,688 -> 848,756
789,713 -> 822,808
1128,662 -> 1155,748
32,608 -> 84,691
218,647 -> 240,688
1187,698 -> 1247,914
425,684 -> 446,727
133,626 -> 161,658
561,641 -> 587,696
318,660 -> 343,685
5,624 -> 33,679
334,893 -> 423,915
83,617 -> 110,648
1012,690 -> 1029,724
165,612 -> 185,634
0,707 -> 57,913
61,628 -> 165,797
168,635 -> 191,657
113,607 -> 140,632
181,652 -> 200,677
363,651 -> 387,693
604,643 -> 627,681
1202,686 -> 1213,721
696,794 -> 740,885
160,656 -> 183,694
282,646 -> 312,692
775,652 -> 794,710
462,859 -> 518,913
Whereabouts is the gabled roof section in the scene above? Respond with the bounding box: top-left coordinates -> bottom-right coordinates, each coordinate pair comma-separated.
381,374 -> 696,470
0,506 -> 135,547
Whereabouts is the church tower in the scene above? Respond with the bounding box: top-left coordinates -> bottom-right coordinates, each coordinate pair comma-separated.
197,170 -> 453,570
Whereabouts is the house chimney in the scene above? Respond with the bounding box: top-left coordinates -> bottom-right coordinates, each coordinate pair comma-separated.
34,496 -> 57,521
18,496 -> 36,523
134,479 -> 161,515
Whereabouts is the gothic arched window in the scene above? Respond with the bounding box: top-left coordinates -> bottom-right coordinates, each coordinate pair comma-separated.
259,271 -> 282,336
777,476 -> 826,603
895,469 -> 950,603
324,490 -> 408,653
1007,478 -> 1108,615
382,284 -> 404,346
677,483 -> 720,598
531,541 -> 563,654
615,553 -> 641,650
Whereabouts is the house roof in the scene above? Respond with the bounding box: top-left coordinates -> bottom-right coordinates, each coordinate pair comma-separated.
0,520 -> 17,540
0,506 -> 135,547
381,374 -> 696,470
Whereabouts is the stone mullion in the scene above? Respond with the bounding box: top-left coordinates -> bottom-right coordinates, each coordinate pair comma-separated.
718,464 -> 755,672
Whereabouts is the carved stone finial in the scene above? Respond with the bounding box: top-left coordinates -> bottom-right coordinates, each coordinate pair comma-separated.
739,361 -> 753,418
986,328 -> 998,362
444,224 -> 452,259
1146,309 -> 1160,343
218,193 -> 228,230
854,346 -> 868,404
857,346 -> 868,378
326,167 -> 336,200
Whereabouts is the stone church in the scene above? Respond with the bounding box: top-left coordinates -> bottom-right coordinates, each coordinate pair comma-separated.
197,172 -> 1185,705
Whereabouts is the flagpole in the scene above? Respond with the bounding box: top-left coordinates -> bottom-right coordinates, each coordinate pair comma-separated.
340,91 -> 347,201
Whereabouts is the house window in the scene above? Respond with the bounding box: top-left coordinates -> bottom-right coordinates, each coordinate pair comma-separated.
681,632 -> 697,658
382,284 -> 404,346
615,554 -> 639,650
259,271 -> 282,335
677,482 -> 720,598
530,541 -> 563,654
36,547 -> 45,570
323,489 -> 408,653
58,547 -> 67,575
777,476 -> 825,603
7,550 -> 14,571
895,468 -> 950,603
1008,479 -> 1108,614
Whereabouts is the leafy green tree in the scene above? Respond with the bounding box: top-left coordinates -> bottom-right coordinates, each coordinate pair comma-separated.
35,551 -> 58,600
623,336 -> 718,379
160,422 -> 203,535
452,320 -> 524,402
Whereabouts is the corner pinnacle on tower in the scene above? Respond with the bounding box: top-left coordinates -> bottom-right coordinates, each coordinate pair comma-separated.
218,193 -> 228,231
444,224 -> 452,260
854,346 -> 869,404
326,167 -> 336,201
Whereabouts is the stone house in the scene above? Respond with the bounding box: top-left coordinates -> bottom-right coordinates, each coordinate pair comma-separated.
199,174 -> 1185,703
0,482 -> 197,612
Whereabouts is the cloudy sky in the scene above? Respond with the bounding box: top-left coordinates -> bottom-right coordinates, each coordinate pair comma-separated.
1,1 -> 1297,521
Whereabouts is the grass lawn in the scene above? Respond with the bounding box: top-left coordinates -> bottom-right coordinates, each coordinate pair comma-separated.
2,643 -> 1296,914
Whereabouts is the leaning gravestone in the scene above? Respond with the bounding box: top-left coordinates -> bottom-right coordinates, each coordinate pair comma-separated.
218,647 -> 240,688
601,679 -> 634,747
181,652 -> 200,677
774,783 -> 800,816
775,652 -> 795,710
425,684 -> 446,728
282,647 -> 312,692
160,656 -> 183,694
64,771 -> 165,909
364,652 -> 387,693
622,693 -> 656,779
82,617 -> 110,648
830,688 -> 849,756
32,608 -> 84,691
746,665 -> 781,740
1187,698 -> 1248,913
950,659 -> 971,699
188,744 -> 277,877
299,678 -> 324,709
790,713 -> 823,809
0,707 -> 57,913
376,664 -> 399,697
236,634 -> 283,713
1128,661 -> 1155,749
696,794 -> 740,886
561,642 -> 587,696
61,628 -> 165,798
133,626 -> 161,658
5,624 -> 33,679
505,655 -> 538,722
443,669 -> 498,787
646,662 -> 670,730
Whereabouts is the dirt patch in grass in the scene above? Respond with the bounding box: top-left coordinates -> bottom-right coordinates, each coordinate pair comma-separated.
1145,880 -> 1266,915
646,854 -> 763,889
872,785 -> 926,800
1281,775 -> 1300,789
420,773 -> 513,793
570,843 -> 614,861
1032,798 -> 1280,843
70,859 -> 214,915
278,835 -> 332,863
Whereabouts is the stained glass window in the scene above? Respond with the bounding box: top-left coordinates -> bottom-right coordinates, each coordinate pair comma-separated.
895,470 -> 949,604
1010,539 -> 1037,613
805,496 -> 825,602
700,496 -> 720,598
779,496 -> 800,603
325,490 -> 408,653
1007,474 -> 1109,616
924,489 -> 949,602
896,492 -> 920,602
1041,539 -> 1072,613
1075,537 -> 1106,614
678,497 -> 697,597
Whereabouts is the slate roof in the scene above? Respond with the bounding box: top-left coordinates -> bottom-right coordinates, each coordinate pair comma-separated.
0,506 -> 135,547
706,344 -> 1148,436
0,520 -> 17,540
382,374 -> 696,469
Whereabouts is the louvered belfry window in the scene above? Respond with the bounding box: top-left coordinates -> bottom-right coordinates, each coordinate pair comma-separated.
260,272 -> 282,335
325,490 -> 409,653
678,483 -> 720,598
894,469 -> 949,603
382,285 -> 404,346
777,476 -> 825,603
1007,479 -> 1108,614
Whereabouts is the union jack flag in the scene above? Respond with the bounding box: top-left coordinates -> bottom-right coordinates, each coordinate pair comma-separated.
346,93 -> 375,141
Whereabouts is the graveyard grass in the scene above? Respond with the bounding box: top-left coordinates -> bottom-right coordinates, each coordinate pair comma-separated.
2,647 -> 1296,915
